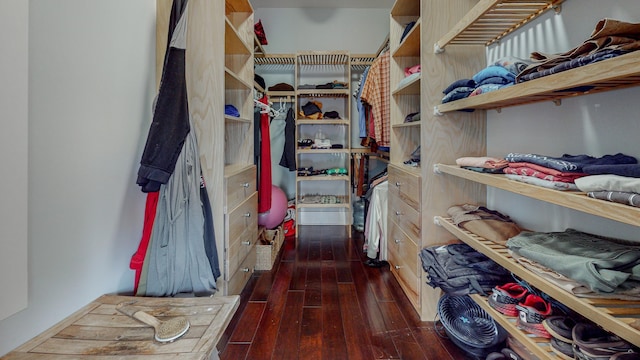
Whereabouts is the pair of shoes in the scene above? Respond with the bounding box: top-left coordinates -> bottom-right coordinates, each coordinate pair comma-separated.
488,283 -> 528,317
543,316 -> 578,359
485,348 -> 522,360
515,294 -> 552,338
365,258 -> 386,268
572,323 -> 636,360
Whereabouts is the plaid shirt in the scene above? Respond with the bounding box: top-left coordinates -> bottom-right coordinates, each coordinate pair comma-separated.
360,52 -> 390,147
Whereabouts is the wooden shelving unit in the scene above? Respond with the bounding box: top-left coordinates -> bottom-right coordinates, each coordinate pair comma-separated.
408,0 -> 640,354
436,216 -> 640,349
294,51 -> 352,235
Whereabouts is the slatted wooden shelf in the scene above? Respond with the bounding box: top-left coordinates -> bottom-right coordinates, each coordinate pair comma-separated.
470,294 -> 562,360
434,163 -> 640,228
435,216 -> 640,349
296,51 -> 350,66
254,54 -> 295,65
436,51 -> 640,113
435,0 -> 564,50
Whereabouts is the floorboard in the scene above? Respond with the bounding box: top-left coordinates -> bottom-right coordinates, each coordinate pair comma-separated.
217,225 -> 473,360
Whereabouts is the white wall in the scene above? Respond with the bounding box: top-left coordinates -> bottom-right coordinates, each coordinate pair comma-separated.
0,0 -> 29,323
254,7 -> 390,200
486,0 -> 640,240
0,0 -> 156,355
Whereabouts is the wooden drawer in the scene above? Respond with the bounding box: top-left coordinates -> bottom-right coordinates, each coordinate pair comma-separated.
227,246 -> 256,296
388,192 -> 421,241
388,165 -> 421,212
387,219 -> 421,310
225,165 -> 257,213
226,192 -> 257,278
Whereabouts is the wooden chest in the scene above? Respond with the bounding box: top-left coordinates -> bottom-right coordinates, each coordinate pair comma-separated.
2,294 -> 239,359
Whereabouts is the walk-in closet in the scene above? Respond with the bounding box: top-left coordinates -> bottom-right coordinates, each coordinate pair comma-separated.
3,1 -> 640,359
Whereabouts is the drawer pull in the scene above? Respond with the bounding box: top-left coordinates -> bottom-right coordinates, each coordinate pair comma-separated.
244,212 -> 251,218
395,211 -> 402,216
241,267 -> 250,272
242,182 -> 250,188
394,239 -> 401,244
242,240 -> 251,246
395,182 -> 401,187
394,265 -> 401,270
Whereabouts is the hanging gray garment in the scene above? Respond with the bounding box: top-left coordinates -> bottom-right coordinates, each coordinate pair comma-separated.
144,121 -> 217,296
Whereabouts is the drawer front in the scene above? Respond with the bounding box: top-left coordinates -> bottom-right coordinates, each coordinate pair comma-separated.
226,192 -> 258,278
227,246 -> 256,295
388,192 -> 421,241
388,165 -> 421,212
387,219 -> 420,309
225,166 -> 257,213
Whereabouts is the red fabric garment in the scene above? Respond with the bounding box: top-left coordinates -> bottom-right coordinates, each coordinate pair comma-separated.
130,191 -> 159,294
258,95 -> 272,213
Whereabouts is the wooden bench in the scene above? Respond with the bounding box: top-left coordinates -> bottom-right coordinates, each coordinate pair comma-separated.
2,294 -> 239,360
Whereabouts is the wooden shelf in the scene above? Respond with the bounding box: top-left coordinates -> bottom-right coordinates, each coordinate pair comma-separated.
296,119 -> 349,125
296,175 -> 350,182
225,67 -> 252,90
296,148 -> 350,154
436,51 -> 640,113
392,74 -> 420,95
434,0 -> 564,50
296,89 -> 350,97
391,0 -> 420,17
225,19 -> 251,55
393,19 -> 421,58
435,164 -> 640,228
224,115 -> 252,125
296,51 -> 350,66
253,34 -> 265,57
392,121 -> 420,129
436,216 -> 640,349
296,202 -> 350,209
254,54 -> 295,65
225,0 -> 252,14
470,295 -> 561,360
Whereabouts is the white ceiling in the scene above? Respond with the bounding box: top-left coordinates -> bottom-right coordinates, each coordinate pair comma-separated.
251,0 -> 394,8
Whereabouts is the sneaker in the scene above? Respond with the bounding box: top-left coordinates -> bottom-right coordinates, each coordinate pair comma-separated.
488,283 -> 528,317
573,323 -> 635,360
515,294 -> 552,338
543,316 -> 577,344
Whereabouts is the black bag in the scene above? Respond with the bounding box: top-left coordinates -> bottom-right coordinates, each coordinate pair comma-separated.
420,243 -> 511,296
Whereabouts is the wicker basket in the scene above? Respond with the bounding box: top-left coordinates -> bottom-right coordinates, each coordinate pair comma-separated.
255,225 -> 284,271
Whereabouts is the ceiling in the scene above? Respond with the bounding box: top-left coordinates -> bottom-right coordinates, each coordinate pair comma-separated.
251,0 -> 394,8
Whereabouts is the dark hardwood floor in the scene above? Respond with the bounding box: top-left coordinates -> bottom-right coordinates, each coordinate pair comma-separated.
216,225 -> 471,360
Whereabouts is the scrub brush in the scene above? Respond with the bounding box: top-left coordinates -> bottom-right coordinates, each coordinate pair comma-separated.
116,301 -> 190,343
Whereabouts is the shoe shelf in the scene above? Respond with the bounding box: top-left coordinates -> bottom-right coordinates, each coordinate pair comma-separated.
434,0 -> 564,50
434,51 -> 640,114
434,164 -> 640,228
470,294 -> 561,360
435,215 -> 640,348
